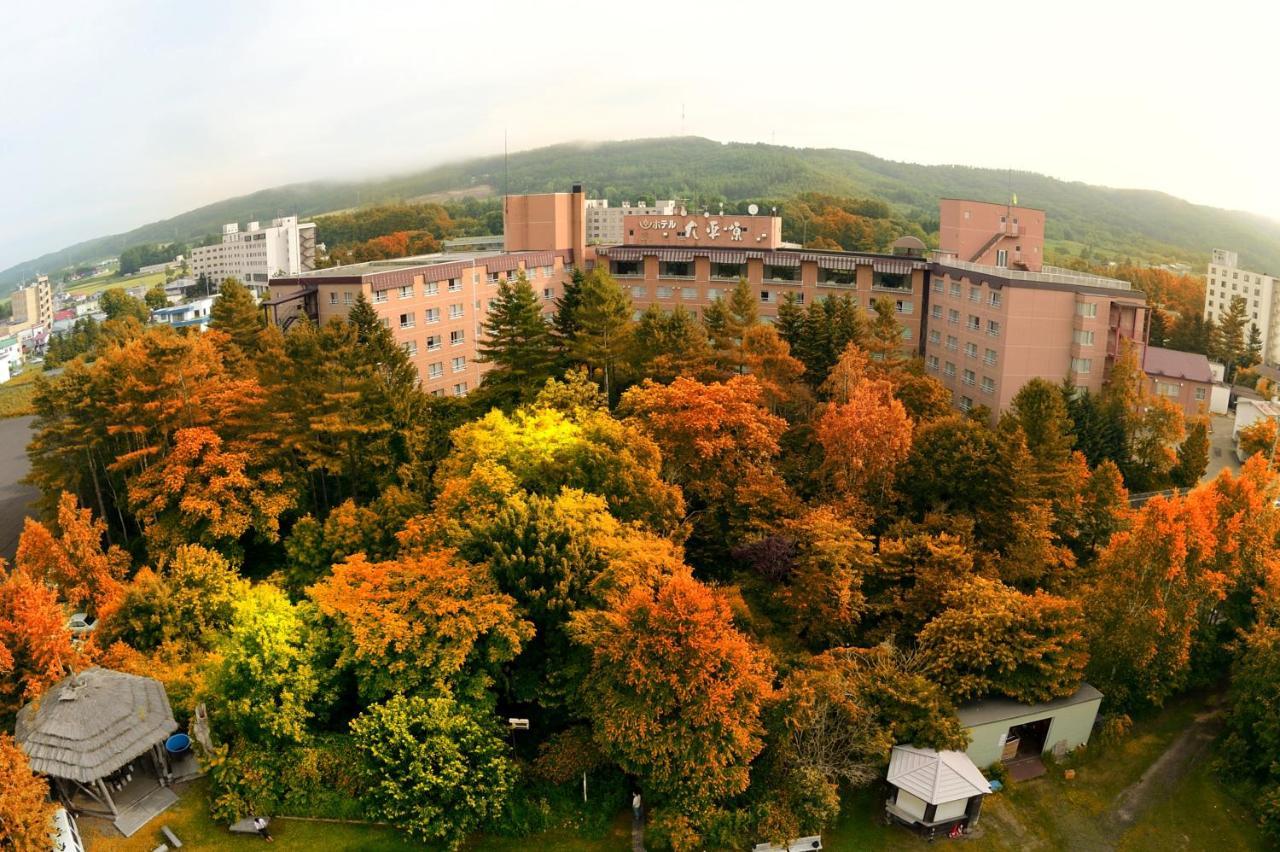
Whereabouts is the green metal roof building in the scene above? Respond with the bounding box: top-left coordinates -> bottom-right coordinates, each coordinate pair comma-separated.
957,683 -> 1103,770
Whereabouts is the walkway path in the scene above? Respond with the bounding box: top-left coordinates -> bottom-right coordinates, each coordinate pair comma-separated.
631,812 -> 645,851
1107,707 -> 1223,834
0,415 -> 38,562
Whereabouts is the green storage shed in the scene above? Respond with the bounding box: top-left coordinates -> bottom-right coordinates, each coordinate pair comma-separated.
957,683 -> 1103,770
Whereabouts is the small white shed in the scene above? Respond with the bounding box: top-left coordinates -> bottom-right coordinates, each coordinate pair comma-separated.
884,746 -> 990,838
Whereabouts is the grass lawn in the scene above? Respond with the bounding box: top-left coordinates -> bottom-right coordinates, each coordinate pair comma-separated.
64,270 -> 165,296
0,365 -> 43,418
1118,756 -> 1263,852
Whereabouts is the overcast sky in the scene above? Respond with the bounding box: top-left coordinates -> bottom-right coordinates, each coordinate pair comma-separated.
2,0 -> 1275,271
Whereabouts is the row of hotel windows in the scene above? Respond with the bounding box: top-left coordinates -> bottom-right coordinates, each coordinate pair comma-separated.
393,306 -> 467,327
427,381 -> 469,397
399,346 -> 469,376
925,357 -> 997,393
927,332 -> 1000,364
612,260 -> 912,291
364,266 -> 558,303
928,305 -> 1001,335
393,332 -> 466,352
630,284 -> 913,314
932,279 -> 1003,307
1210,268 -> 1266,284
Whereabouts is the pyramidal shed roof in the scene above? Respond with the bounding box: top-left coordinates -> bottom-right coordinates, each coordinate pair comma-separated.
887,745 -> 991,805
14,667 -> 179,783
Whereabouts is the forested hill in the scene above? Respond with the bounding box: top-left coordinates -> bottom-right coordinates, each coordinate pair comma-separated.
8,136 -> 1280,290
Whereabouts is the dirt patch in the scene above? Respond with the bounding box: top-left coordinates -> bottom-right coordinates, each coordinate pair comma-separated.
1108,709 -> 1223,831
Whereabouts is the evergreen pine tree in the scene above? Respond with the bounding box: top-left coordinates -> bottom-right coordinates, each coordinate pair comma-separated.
475,274 -> 556,409
865,297 -> 906,370
1148,308 -> 1170,348
1248,323 -> 1263,366
566,269 -> 633,402
552,266 -> 586,346
775,293 -> 804,352
209,278 -> 266,358
1212,296 -> 1249,380
1171,417 -> 1210,488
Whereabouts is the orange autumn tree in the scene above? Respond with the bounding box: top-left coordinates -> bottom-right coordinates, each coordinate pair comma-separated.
15,491 -> 128,618
309,550 -> 532,705
814,353 -> 913,505
775,506 -> 877,649
0,568 -> 76,719
127,426 -> 295,560
0,734 -> 54,852
570,572 -> 775,808
741,325 -> 809,414
918,576 -> 1089,704
1084,486 -> 1232,710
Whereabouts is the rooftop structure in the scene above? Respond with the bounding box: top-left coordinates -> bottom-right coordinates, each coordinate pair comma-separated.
584,197 -> 678,246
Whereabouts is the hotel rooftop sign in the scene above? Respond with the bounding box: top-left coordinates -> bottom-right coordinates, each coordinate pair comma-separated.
622,213 -> 783,249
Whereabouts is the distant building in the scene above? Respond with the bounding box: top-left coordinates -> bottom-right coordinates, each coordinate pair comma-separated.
1142,345 -> 1218,417
151,297 -> 215,331
0,335 -> 21,381
584,198 -> 678,246
1203,249 -> 1279,363
444,235 -> 504,253
189,217 -> 316,298
10,275 -> 54,331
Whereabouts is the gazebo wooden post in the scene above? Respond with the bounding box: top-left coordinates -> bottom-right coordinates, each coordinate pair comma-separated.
96,777 -> 118,816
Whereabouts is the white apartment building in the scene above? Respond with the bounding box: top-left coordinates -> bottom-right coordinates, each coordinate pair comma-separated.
583,198 -> 678,245
189,216 -> 317,298
1204,248 -> 1280,362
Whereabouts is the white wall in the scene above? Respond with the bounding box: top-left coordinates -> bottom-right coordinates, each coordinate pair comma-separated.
894,789 -> 927,820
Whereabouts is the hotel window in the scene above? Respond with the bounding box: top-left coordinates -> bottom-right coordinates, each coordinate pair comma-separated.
984,348 -> 998,366
682,287 -> 697,300
987,320 -> 1001,337
613,260 -> 642,277
962,369 -> 976,386
403,340 -> 417,356
903,327 -> 913,340
631,285 -> 647,298
981,376 -> 995,394
380,317 -> 391,329
343,291 -> 353,305
944,361 -> 956,377
1071,357 -> 1093,374
451,356 -> 466,373
969,287 -> 981,303
1076,302 -> 1098,318
931,278 -> 944,294
399,312 -> 415,329
996,249 -> 1008,267
949,282 -> 961,297
931,304 -> 943,319
707,288 -> 723,301
1195,387 -> 1207,401
659,261 -> 692,278
761,291 -> 772,303
428,362 -> 443,379
988,292 -> 1002,307
431,388 -> 445,397
895,300 -> 913,314
424,281 -> 439,296
1074,329 -> 1095,346
657,286 -> 673,299
873,271 -> 911,292
964,342 -> 978,358
946,335 -> 958,351
927,355 -> 940,371
948,309 -> 960,324
716,262 -> 748,279
488,272 -> 500,284
794,293 -> 805,304
451,381 -> 469,396
542,266 -> 553,278
398,285 -> 413,299
449,304 -> 464,319
373,290 -> 388,304
450,330 -> 465,346
544,288 -> 554,301
448,279 -> 462,292
329,292 -> 338,305
967,315 -> 980,331
959,395 -> 973,412
427,334 -> 442,351
929,330 -> 941,344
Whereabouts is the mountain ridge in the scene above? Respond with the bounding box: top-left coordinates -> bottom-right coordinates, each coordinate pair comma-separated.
7,136 -> 1280,292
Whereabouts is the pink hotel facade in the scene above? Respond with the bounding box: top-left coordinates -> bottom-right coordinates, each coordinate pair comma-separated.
265,189 -> 1148,413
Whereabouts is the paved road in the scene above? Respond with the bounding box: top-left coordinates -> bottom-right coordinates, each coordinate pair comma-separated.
0,415 -> 39,563
1204,412 -> 1241,482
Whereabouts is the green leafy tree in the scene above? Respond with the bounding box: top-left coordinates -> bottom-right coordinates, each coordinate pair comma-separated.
144,283 -> 169,310
351,693 -> 515,850
1007,378 -> 1075,483
205,585 -> 318,745
630,305 -> 714,382
99,289 -> 150,322
475,274 -> 557,409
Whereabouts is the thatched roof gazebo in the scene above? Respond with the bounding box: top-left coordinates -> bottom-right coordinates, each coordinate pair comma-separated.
15,667 -> 180,819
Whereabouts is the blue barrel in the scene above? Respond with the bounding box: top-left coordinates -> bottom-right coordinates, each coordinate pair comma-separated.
165,733 -> 191,756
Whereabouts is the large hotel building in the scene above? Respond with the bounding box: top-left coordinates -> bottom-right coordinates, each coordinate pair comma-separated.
266,186 -> 1149,415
